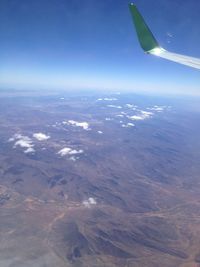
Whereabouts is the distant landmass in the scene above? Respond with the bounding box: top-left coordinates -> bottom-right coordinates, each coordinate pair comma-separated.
0,90 -> 200,267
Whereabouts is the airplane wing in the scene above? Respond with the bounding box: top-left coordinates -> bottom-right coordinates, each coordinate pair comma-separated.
129,3 -> 200,70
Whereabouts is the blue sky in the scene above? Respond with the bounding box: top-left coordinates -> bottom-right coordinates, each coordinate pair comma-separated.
0,0 -> 200,95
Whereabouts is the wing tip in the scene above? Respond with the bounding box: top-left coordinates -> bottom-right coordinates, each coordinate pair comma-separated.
129,3 -> 160,53
129,3 -> 136,8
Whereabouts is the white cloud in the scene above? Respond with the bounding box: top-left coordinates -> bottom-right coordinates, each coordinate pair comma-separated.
8,137 -> 15,142
127,110 -> 153,121
153,107 -> 164,111
24,147 -> 35,154
83,197 -> 97,208
127,115 -> 145,121
33,133 -> 50,141
141,111 -> 153,115
141,110 -> 153,116
122,123 -> 135,128
63,120 -> 90,130
126,104 -> 137,110
105,98 -> 117,101
127,123 -> 135,127
88,197 -> 96,204
147,105 -> 167,112
52,122 -> 61,128
13,133 -> 23,139
69,156 -> 77,161
107,105 -> 122,109
116,114 -> 124,118
97,98 -> 117,101
97,131 -> 103,134
58,147 -> 83,157
105,118 -> 113,121
14,139 -> 32,148
10,134 -> 35,154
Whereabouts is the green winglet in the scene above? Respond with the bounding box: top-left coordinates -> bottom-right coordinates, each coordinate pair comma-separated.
129,3 -> 160,53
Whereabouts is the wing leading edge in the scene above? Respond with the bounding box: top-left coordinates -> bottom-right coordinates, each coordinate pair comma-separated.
129,3 -> 200,70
